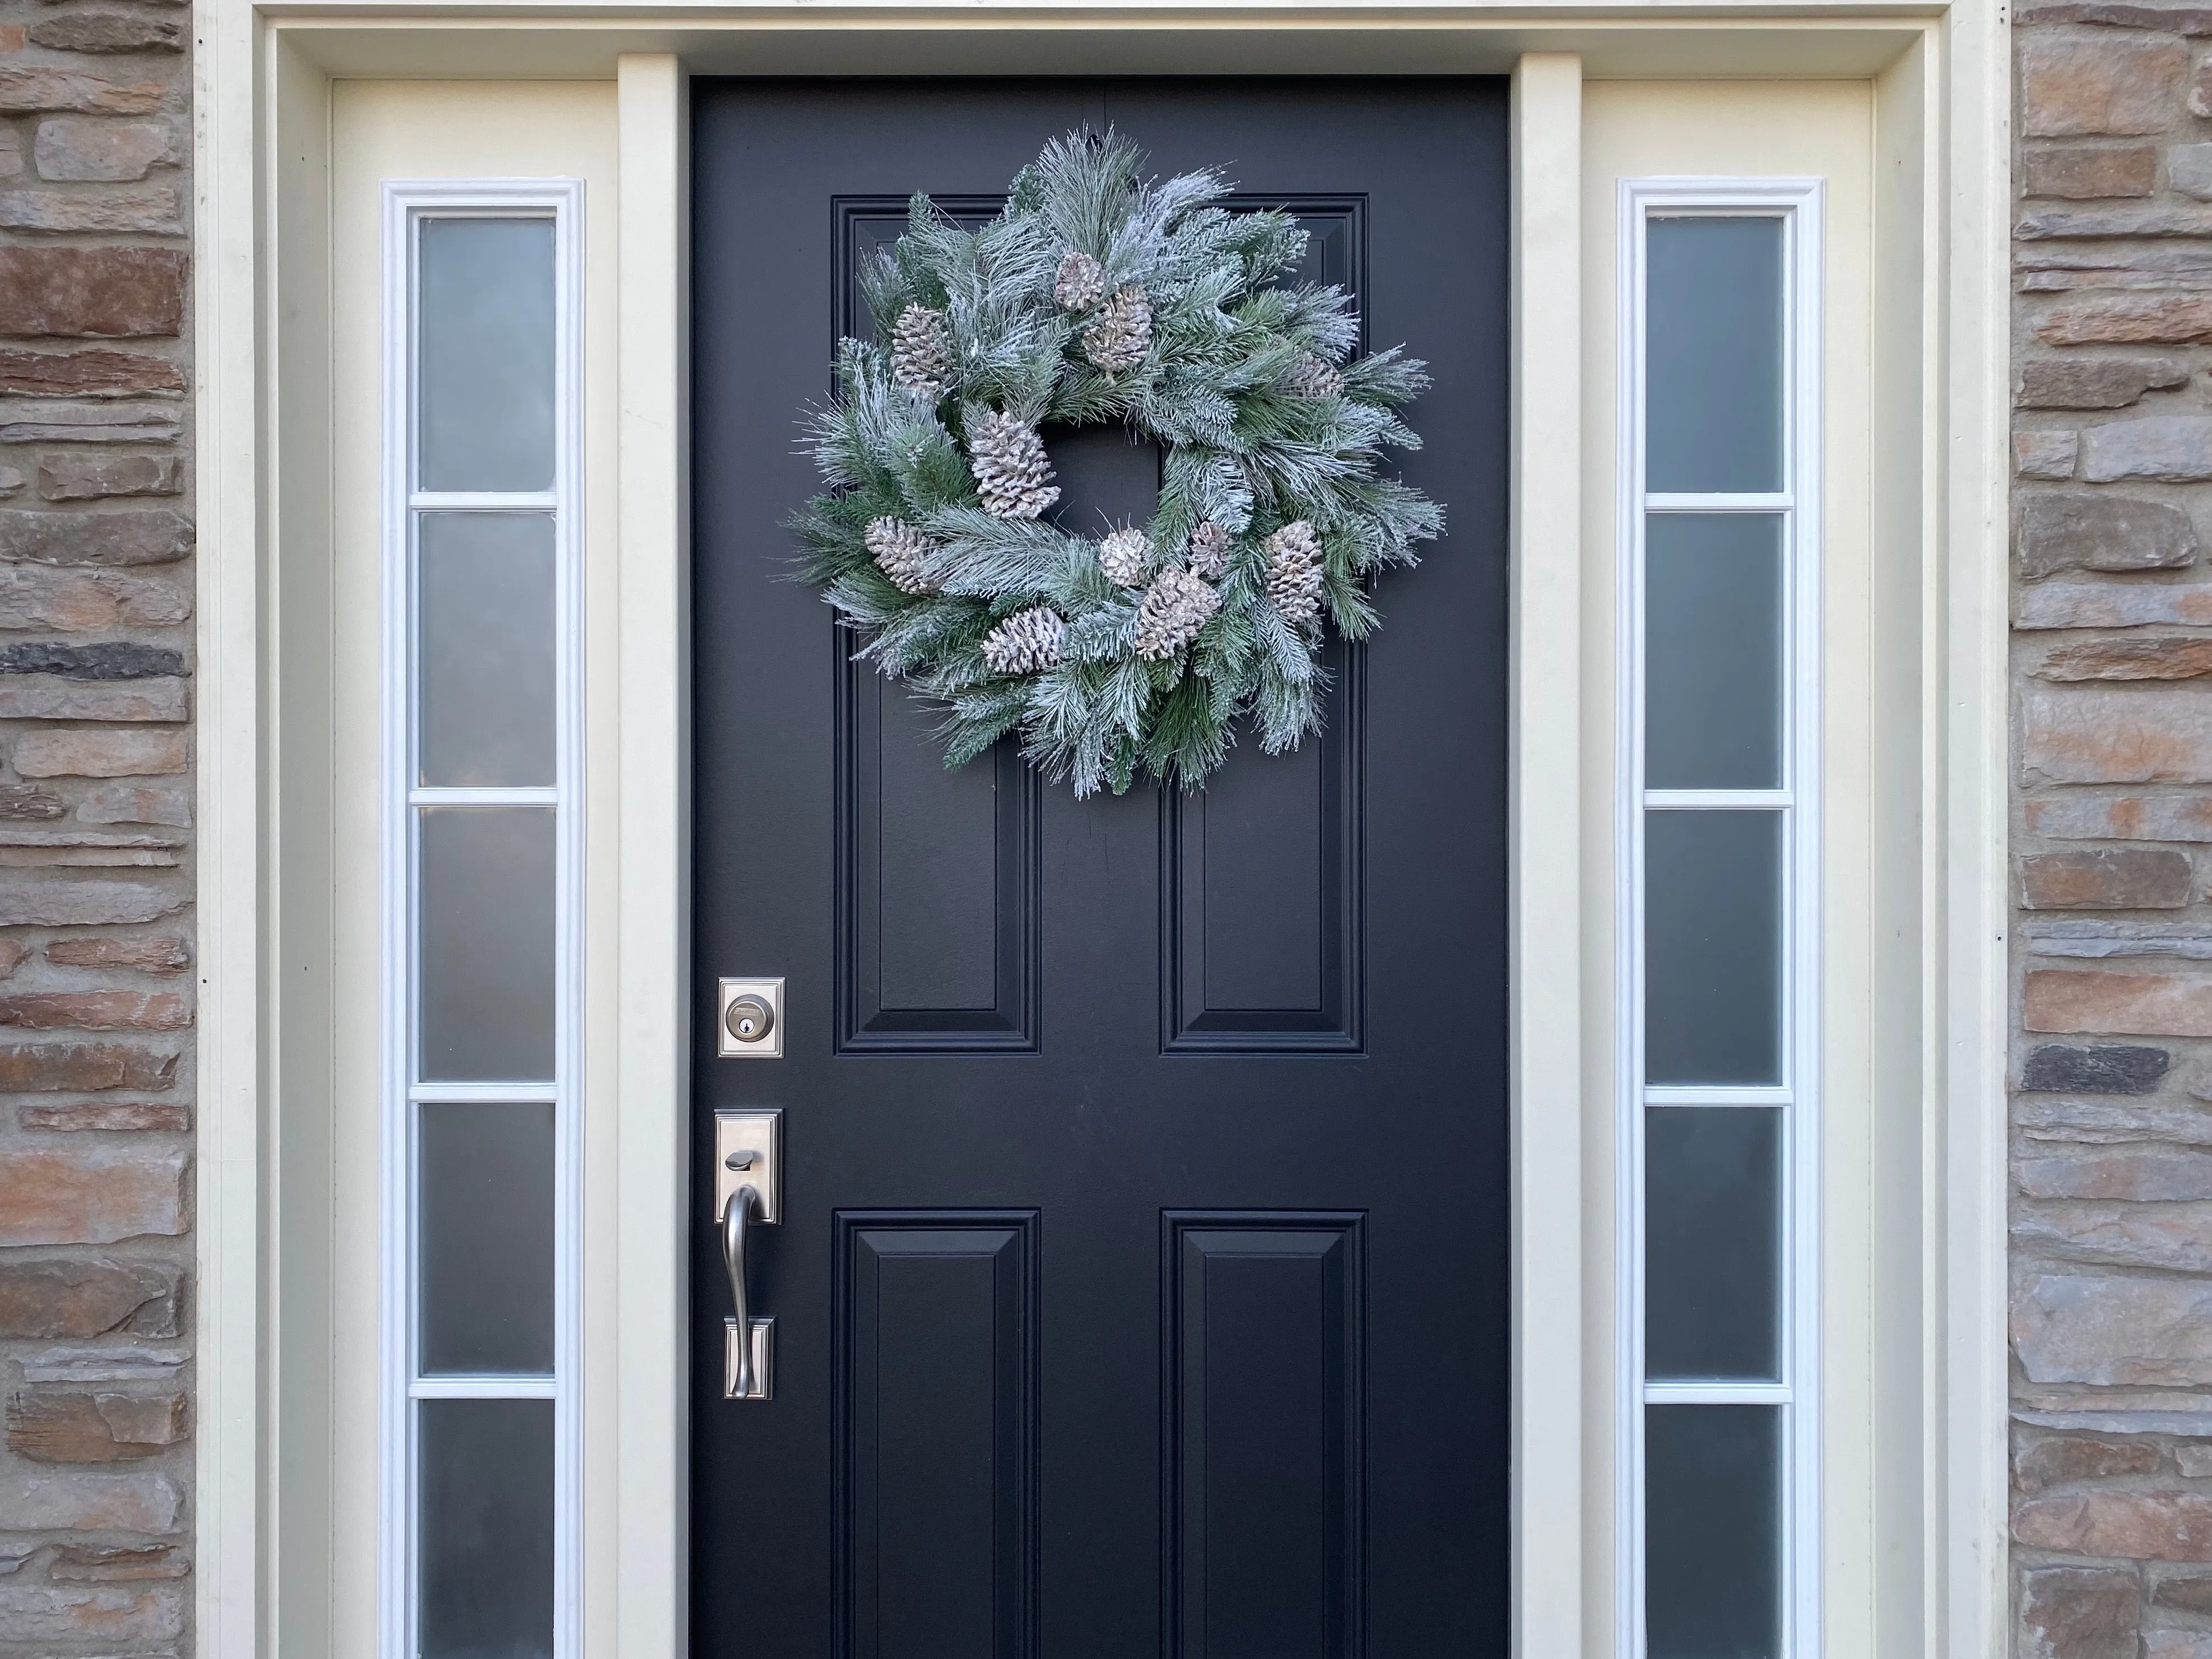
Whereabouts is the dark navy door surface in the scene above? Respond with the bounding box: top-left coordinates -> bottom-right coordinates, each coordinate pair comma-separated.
692,79 -> 1509,1658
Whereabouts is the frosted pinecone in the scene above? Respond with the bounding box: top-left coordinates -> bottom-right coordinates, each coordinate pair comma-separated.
1286,354 -> 1345,398
1265,520 -> 1325,626
969,411 -> 1060,519
1134,567 -> 1221,661
1054,249 -> 1106,312
865,516 -> 938,596
1082,284 -> 1153,374
981,606 -> 1067,676
1185,519 -> 1232,580
1096,527 -> 1150,587
891,304 -> 953,399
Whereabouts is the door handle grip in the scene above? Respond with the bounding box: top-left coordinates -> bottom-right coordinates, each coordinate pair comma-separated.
721,1184 -> 772,1400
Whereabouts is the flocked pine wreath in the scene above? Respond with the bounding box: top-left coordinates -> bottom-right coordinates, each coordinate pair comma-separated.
792,130 -> 1443,798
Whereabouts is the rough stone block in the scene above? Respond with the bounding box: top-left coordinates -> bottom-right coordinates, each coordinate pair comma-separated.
0,675 -> 184,721
77,783 -> 188,827
0,508 -> 192,566
2020,1564 -> 2140,1659
2022,429 -> 2084,478
0,247 -> 185,338
2086,417 -> 2212,481
0,1042 -> 179,1093
2028,968 -> 2212,1034
31,118 -> 175,183
2028,794 -> 2212,840
15,728 -> 187,777
2016,494 -> 2198,578
2177,142 -> 2212,199
2020,1145 -> 2212,1200
48,1542 -> 188,1581
0,1146 -> 185,1243
0,398 -> 178,444
0,991 -> 188,1030
2020,687 -> 2212,784
7,1388 -> 186,1462
2155,1576 -> 2212,1613
29,12 -> 183,52
2022,848 -> 2195,907
0,66 -> 165,116
2016,1435 -> 2163,1490
2018,360 -> 2187,412
2016,1273 -> 2212,1386
2042,636 -> 2212,679
2146,1630 -> 2212,1659
0,879 -> 180,925
0,187 -> 180,235
45,935 -> 189,973
2028,144 -> 2159,198
0,565 -> 188,629
2023,36 -> 2188,134
0,1258 -> 179,1338
38,452 -> 185,500
2027,0 -> 2212,23
0,346 -> 182,397
2015,1201 -> 2212,1273
21,1101 -> 191,1131
0,1582 -> 184,1642
2024,1043 -> 2173,1093
2041,295 -> 2212,346
0,1467 -> 179,1532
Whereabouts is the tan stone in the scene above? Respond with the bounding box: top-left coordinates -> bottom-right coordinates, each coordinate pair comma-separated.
2024,36 -> 2190,135
0,1468 -> 179,1532
0,1582 -> 184,1643
45,935 -> 189,973
0,1258 -> 179,1338
31,118 -> 175,183
0,25 -> 20,52
2028,794 -> 2212,840
2041,295 -> 2212,346
2025,144 -> 2159,199
0,187 -> 180,235
8,1389 -> 185,1462
2043,638 -> 2212,680
2018,1490 -> 2212,1559
2020,1564 -> 2139,1659
2020,1146 -> 2212,1200
0,247 -> 185,338
2021,848 -> 2194,908
2021,687 -> 2212,784
2027,969 -> 2212,1035
0,676 -> 184,722
21,1100 -> 190,1131
0,346 -> 182,397
0,879 -> 180,925
78,783 -> 188,827
48,1542 -> 188,1581
2016,1434 -> 2163,1490
0,990 -> 188,1030
0,1146 -> 184,1243
2154,1574 -> 2212,1612
15,727 -> 187,777
0,66 -> 165,116
38,452 -> 185,501
2018,1201 -> 2212,1272
2016,1272 -> 2212,1386
0,1042 -> 178,1093
0,564 -> 188,629
29,12 -> 183,52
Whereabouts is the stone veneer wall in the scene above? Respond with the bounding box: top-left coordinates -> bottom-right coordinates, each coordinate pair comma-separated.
0,0 -> 195,1652
2010,6 -> 2212,1659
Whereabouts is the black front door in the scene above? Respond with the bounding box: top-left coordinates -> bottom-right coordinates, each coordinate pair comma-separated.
692,80 -> 1508,1657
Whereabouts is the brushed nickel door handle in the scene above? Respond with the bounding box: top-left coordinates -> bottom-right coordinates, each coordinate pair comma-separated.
714,1109 -> 781,1401
721,1185 -> 772,1400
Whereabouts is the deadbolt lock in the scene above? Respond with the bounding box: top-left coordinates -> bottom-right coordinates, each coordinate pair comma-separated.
717,978 -> 785,1058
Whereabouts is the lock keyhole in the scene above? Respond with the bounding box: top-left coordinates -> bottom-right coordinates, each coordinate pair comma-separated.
726,995 -> 774,1044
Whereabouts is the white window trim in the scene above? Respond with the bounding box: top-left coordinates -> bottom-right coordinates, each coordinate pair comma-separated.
378,178 -> 589,1659
1612,176 -> 1824,1659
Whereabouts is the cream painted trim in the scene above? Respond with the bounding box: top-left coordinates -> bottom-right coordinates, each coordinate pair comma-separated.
612,52 -> 690,1659
1510,49 -> 1583,1659
202,13 -> 2010,1659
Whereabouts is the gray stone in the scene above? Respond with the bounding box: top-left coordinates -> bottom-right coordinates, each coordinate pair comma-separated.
0,399 -> 178,445
77,783 -> 188,827
0,642 -> 183,680
2019,358 -> 2192,411
0,1582 -> 184,1643
2020,1146 -> 2212,1200
2022,429 -> 2082,479
2181,1446 -> 2212,1479
0,508 -> 192,566
0,463 -> 21,499
2016,494 -> 2199,578
0,675 -> 185,721
2084,417 -> 2212,482
32,118 -> 173,183
0,1469 -> 179,1532
2155,1576 -> 2212,1613
2019,1100 -> 2212,1146
2020,687 -> 2212,786
2015,1273 -> 2212,1386
2019,206 -> 2212,239
0,129 -> 18,179
0,786 -> 66,822
2020,583 -> 2212,629
0,187 -> 181,236
2020,1565 -> 2139,1659
0,880 -> 180,926
2145,1632 -> 2212,1659
2015,1202 -> 2212,1273
2176,143 -> 2212,201
38,452 -> 184,501
2027,793 -> 2212,839
28,12 -> 183,51
2023,1043 -> 2171,1093
2028,923 -> 2212,959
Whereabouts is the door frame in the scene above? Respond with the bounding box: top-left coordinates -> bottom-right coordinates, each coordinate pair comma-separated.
196,11 -> 2010,1659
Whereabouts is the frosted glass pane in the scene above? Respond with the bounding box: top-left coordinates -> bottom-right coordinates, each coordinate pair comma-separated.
1645,810 -> 1783,1085
1646,514 -> 1783,790
419,807 -> 555,1082
420,1100 -> 554,1376
1646,1404 -> 1781,1659
1646,1107 -> 1781,1381
419,1398 -> 554,1659
419,217 -> 556,493
418,513 -> 557,787
1646,216 -> 1784,494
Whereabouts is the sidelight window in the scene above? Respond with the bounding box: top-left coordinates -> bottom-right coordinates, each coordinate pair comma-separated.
382,185 -> 583,1659
1617,183 -> 1822,1659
